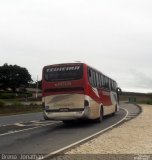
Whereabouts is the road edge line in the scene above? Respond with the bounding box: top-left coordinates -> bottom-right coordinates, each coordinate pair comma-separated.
42,108 -> 129,160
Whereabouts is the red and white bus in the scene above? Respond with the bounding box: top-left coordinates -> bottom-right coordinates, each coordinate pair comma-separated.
42,63 -> 120,123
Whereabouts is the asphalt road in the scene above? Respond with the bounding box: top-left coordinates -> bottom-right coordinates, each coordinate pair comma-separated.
0,112 -> 43,126
0,103 -> 140,157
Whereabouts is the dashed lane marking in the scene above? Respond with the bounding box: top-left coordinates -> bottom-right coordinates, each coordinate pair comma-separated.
14,123 -> 26,127
0,121 -> 61,136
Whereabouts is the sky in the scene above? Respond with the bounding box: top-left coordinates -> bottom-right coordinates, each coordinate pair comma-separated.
0,0 -> 152,93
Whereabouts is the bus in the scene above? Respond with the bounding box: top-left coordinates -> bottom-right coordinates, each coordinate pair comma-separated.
42,63 -> 120,123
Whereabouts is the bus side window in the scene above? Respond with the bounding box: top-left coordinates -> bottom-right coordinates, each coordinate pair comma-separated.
112,81 -> 115,91
111,81 -> 113,91
101,75 -> 103,87
88,68 -> 93,86
102,75 -> 105,88
93,71 -> 97,87
108,78 -> 110,90
99,74 -> 102,88
111,81 -> 113,90
104,76 -> 107,88
109,79 -> 112,90
114,82 -> 117,91
88,69 -> 91,77
96,72 -> 100,88
105,77 -> 109,89
109,79 -> 111,90
106,77 -> 108,89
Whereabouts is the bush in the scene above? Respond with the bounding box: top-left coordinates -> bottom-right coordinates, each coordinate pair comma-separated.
146,101 -> 152,105
0,100 -> 5,107
12,101 -> 22,106
0,92 -> 16,99
0,92 -> 33,99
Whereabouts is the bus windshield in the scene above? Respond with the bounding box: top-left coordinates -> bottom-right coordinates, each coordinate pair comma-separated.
44,64 -> 83,82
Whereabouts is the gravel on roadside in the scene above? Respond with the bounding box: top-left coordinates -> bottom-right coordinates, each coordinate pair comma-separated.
50,105 -> 152,160
65,105 -> 152,154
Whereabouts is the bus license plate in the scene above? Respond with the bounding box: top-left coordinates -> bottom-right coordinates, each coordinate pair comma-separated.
59,108 -> 69,112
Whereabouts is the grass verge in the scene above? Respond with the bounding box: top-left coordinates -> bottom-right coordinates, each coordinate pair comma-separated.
0,99 -> 42,116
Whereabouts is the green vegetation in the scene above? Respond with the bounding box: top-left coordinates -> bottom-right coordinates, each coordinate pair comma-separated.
120,92 -> 152,105
0,63 -> 42,116
0,90 -> 42,116
137,99 -> 152,105
0,92 -> 32,99
127,99 -> 152,105
0,100 -> 42,116
0,105 -> 42,116
0,92 -> 16,99
0,63 -> 32,92
0,99 -> 5,107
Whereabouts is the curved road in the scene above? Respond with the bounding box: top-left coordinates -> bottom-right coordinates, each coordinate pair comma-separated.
0,103 -> 140,158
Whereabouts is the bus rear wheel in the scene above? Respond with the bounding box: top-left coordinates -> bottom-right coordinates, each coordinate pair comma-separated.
62,120 -> 73,124
43,115 -> 50,120
112,105 -> 117,116
96,107 -> 103,123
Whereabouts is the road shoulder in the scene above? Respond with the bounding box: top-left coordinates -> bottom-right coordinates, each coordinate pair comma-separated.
65,104 -> 152,154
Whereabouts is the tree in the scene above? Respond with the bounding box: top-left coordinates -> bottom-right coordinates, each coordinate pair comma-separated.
0,63 -> 32,92
29,80 -> 42,89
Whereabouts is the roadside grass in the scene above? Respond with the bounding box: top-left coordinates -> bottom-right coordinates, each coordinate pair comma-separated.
137,100 -> 152,105
120,92 -> 152,105
0,99 -> 42,116
127,99 -> 152,105
0,92 -> 32,99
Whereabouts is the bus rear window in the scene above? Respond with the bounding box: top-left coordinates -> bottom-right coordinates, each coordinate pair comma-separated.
44,64 -> 83,82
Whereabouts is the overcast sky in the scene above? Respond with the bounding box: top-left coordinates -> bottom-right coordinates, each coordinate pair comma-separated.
0,0 -> 152,93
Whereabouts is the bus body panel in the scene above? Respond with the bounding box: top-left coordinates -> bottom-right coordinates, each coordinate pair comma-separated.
43,94 -> 100,120
44,94 -> 84,110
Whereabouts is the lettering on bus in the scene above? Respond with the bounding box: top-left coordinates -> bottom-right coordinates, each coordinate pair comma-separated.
46,66 -> 80,72
54,81 -> 72,87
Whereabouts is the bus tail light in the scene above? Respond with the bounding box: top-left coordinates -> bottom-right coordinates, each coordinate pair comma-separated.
84,100 -> 89,106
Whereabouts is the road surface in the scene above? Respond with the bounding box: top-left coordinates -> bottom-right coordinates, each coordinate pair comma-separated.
0,103 -> 140,159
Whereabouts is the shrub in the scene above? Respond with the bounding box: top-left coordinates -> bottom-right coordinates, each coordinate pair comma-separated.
146,101 -> 152,105
0,92 -> 16,99
0,100 -> 5,107
12,101 -> 22,106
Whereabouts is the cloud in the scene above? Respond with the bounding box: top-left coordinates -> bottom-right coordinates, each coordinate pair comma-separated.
0,0 -> 152,92
129,69 -> 152,89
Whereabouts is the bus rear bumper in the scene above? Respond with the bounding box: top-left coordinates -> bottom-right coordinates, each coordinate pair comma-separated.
43,108 -> 89,120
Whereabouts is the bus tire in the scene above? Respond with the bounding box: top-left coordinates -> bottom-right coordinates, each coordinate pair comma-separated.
96,106 -> 103,123
44,116 -> 49,120
112,104 -> 117,116
62,120 -> 73,124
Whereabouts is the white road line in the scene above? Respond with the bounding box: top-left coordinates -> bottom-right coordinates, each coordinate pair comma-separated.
0,120 -> 42,127
14,123 -> 26,127
42,108 -> 129,160
30,120 -> 37,123
0,122 -> 61,136
0,120 -> 53,127
31,121 -> 55,124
